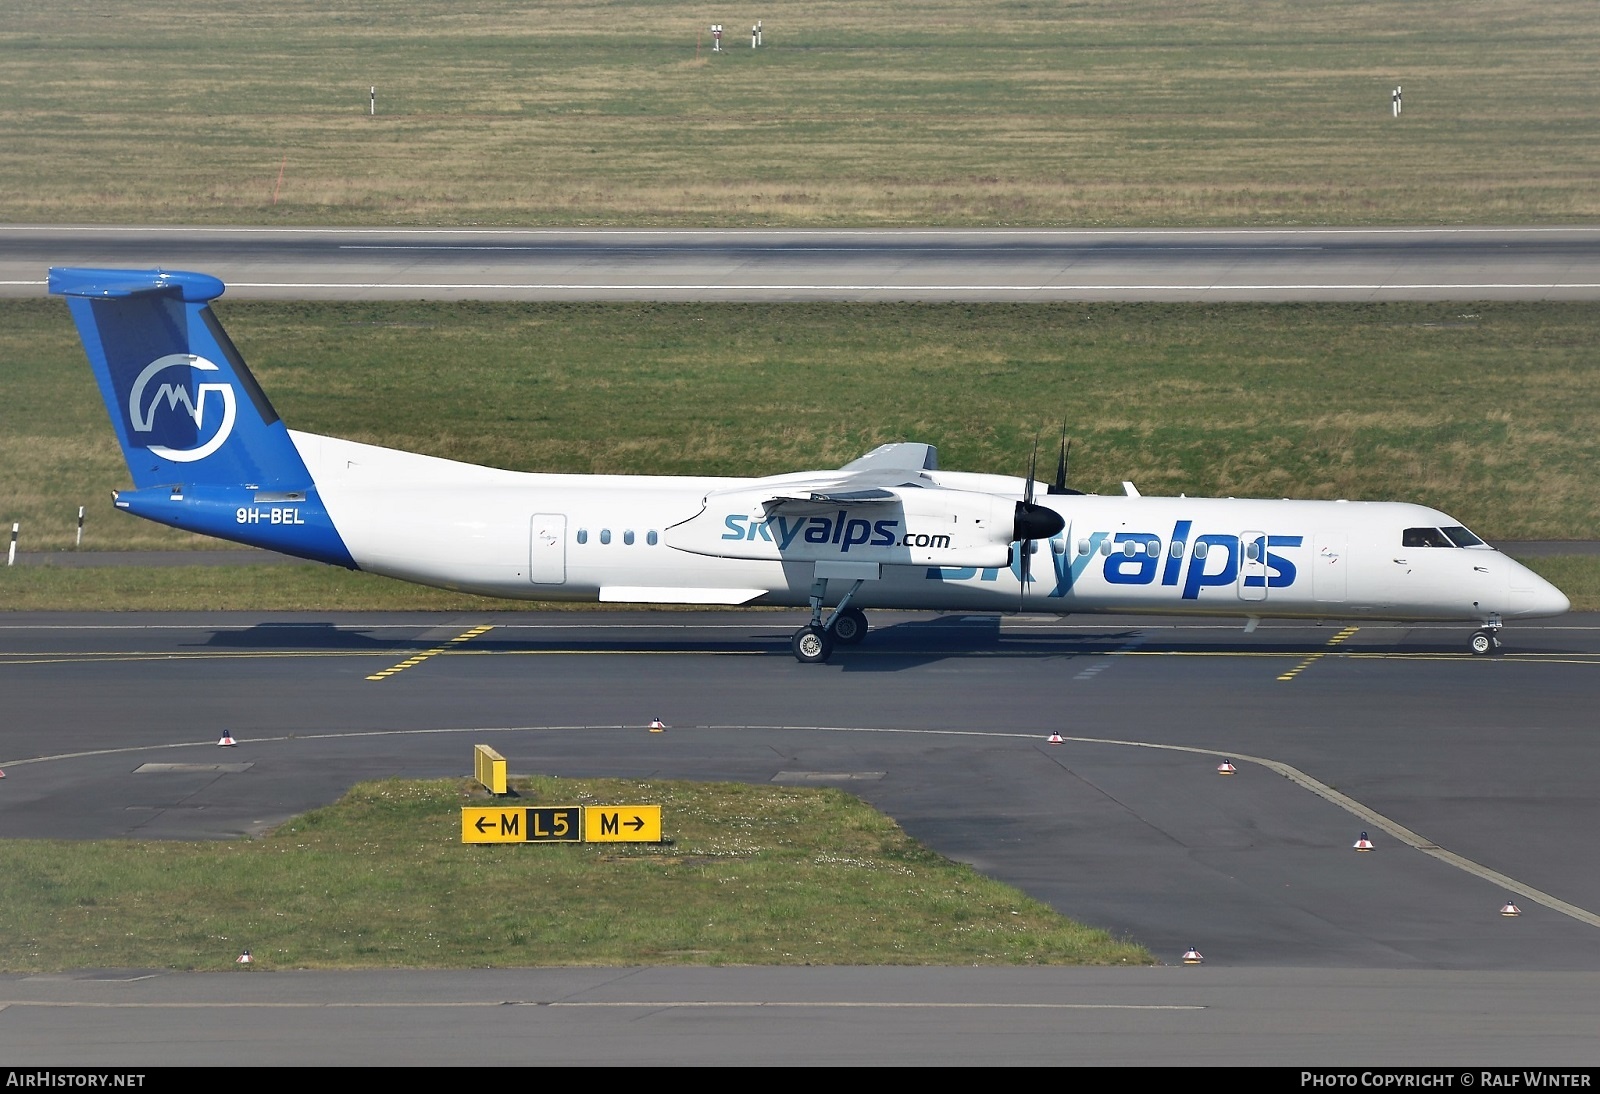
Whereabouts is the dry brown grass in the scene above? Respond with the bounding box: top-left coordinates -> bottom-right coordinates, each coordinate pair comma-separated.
3,1 -> 1598,226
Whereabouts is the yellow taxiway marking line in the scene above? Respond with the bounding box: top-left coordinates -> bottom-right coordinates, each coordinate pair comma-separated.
1277,626 -> 1359,681
366,624 -> 494,681
2,640 -> 1596,671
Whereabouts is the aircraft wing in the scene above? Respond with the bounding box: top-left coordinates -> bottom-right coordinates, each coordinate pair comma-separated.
838,442 -> 938,473
667,442 -> 1059,568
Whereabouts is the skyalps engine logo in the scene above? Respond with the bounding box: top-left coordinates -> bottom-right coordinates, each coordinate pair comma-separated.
129,354 -> 237,462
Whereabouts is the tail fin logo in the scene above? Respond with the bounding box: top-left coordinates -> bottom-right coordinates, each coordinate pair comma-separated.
129,354 -> 238,463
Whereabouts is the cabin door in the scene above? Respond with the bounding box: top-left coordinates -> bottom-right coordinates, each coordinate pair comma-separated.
530,514 -> 567,584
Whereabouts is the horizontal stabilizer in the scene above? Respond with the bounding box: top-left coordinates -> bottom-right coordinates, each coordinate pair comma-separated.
48,268 -> 226,303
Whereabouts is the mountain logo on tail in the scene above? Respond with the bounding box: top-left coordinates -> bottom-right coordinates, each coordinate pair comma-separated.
129,354 -> 237,462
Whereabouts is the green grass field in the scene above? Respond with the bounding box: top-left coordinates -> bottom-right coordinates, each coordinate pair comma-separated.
0,776 -> 1151,971
4,297 -> 1597,558
3,1 -> 1598,226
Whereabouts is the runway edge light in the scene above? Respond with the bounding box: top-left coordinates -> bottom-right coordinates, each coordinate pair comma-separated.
649,717 -> 667,732
1500,901 -> 1521,917
217,732 -> 237,747
1217,760 -> 1236,775
236,950 -> 253,964
1047,732 -> 1064,744
1182,947 -> 1203,965
1353,832 -> 1374,851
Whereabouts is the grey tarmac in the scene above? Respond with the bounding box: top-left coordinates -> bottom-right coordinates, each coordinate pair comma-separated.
6,225 -> 1600,301
4,610 -> 1599,1063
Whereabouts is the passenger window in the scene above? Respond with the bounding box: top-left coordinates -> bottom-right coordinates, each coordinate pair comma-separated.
600,529 -> 611,545
1245,541 -> 1261,561
1169,541 -> 1184,558
1077,538 -> 1090,556
1403,527 -> 1453,548
647,531 -> 659,546
1194,541 -> 1208,560
1099,539 -> 1113,556
624,530 -> 635,545
576,528 -> 588,545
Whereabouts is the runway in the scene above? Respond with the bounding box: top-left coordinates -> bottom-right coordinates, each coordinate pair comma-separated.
4,609 -> 1599,1062
6,967 -> 1600,1067
6,225 -> 1600,301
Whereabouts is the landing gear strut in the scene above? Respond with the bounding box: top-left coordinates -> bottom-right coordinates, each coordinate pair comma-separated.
791,576 -> 869,663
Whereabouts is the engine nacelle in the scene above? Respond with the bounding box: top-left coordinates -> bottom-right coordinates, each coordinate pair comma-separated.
665,486 -> 1044,568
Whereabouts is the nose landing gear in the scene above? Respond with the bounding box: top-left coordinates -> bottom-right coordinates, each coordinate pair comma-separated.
1469,617 -> 1503,656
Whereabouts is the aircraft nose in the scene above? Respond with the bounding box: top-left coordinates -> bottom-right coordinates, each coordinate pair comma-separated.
1507,566 -> 1571,618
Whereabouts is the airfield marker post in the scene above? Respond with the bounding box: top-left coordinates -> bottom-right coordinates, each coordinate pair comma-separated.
7,523 -> 16,566
370,86 -> 376,116
757,20 -> 762,47
1392,86 -> 1402,117
712,24 -> 722,53
76,506 -> 84,548
753,25 -> 758,48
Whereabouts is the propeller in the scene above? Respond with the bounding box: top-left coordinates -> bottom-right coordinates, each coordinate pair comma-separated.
1013,438 -> 1065,603
1047,422 -> 1084,496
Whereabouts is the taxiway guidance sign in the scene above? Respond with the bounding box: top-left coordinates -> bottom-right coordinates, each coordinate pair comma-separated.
460,807 -> 531,843
583,805 -> 662,843
460,805 -> 659,844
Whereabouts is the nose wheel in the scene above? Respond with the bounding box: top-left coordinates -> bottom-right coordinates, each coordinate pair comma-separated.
1469,629 -> 1502,656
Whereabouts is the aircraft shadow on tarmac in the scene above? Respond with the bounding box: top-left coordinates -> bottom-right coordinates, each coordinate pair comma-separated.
182,617 -> 1496,673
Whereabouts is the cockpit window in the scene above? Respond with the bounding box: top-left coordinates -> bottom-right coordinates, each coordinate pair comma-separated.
1403,527 -> 1455,548
1441,525 -> 1484,547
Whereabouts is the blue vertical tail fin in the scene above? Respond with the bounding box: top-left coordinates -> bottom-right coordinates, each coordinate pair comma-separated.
48,267 -> 308,489
49,267 -> 354,566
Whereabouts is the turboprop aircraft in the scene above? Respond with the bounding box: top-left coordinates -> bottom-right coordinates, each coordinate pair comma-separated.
49,267 -> 1569,663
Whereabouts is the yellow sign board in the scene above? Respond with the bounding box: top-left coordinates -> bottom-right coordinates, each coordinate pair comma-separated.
473,744 -> 507,796
527,806 -> 582,842
461,804 -> 662,844
583,805 -> 662,843
461,807 -> 529,843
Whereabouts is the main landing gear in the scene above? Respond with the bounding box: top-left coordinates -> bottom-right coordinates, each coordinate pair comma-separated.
791,580 -> 870,664
1469,617 -> 1503,656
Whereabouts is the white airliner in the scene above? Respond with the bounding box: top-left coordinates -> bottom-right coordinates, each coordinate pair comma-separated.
50,267 -> 1569,662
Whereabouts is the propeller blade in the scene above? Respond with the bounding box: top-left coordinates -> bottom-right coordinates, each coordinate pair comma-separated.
1051,431 -> 1070,495
1048,427 -> 1082,496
